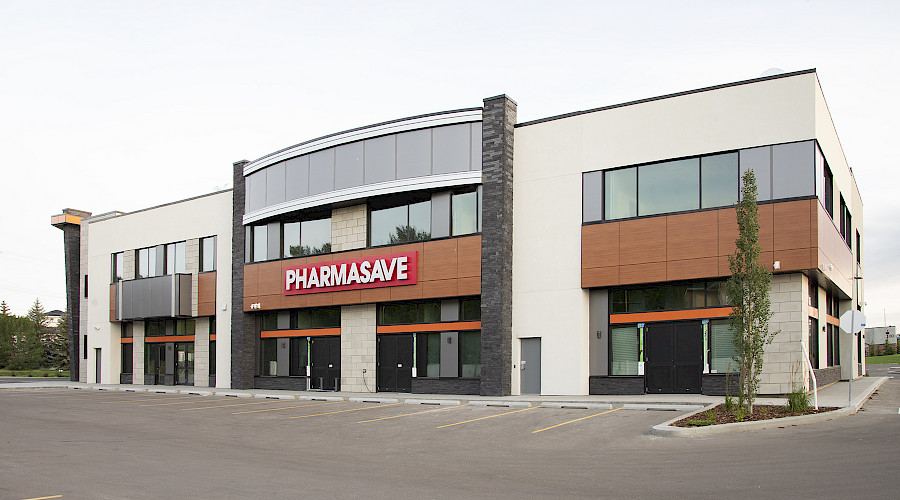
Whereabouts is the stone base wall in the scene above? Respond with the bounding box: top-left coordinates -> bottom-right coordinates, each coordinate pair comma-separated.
589,376 -> 644,395
760,273 -> 806,395
120,374 -> 133,384
813,366 -> 842,388
411,378 -> 480,395
254,376 -> 307,391
701,374 -> 740,396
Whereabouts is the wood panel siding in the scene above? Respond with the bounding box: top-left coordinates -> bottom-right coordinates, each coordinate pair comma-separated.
109,284 -> 117,322
197,272 -> 217,317
582,199 -> 822,288
243,235 -> 482,312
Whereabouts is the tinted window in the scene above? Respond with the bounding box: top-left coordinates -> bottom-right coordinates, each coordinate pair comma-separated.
701,153 -> 738,209
604,168 -> 636,220
301,218 -> 332,255
451,191 -> 478,236
638,158 -> 699,216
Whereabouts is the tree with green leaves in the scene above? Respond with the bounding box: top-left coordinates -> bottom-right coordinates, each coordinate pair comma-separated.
0,301 -> 10,316
725,170 -> 779,414
45,310 -> 70,370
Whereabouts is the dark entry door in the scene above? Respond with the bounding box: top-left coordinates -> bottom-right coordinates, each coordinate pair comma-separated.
146,343 -> 166,385
175,343 -> 194,386
95,348 -> 101,384
310,336 -> 341,390
645,321 -> 702,394
376,334 -> 413,393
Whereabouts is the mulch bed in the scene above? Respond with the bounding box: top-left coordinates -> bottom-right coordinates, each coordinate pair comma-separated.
672,404 -> 839,427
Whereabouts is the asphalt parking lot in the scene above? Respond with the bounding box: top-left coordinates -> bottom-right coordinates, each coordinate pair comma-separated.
1,386 -> 898,499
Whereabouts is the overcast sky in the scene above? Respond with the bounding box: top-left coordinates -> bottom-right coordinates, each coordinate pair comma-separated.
1,0 -> 897,325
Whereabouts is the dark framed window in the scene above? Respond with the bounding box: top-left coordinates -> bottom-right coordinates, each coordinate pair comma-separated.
378,300 -> 441,325
121,343 -> 133,374
283,217 -> 332,257
247,224 -> 268,263
809,317 -> 819,369
83,275 -> 88,298
210,340 -> 216,375
369,198 -> 431,246
701,153 -> 739,209
122,322 -> 133,338
289,337 -> 308,376
200,236 -> 216,272
451,190 -> 479,236
609,325 -> 640,375
165,241 -> 186,275
137,246 -> 159,278
839,195 -> 851,248
610,280 -> 729,314
111,252 -> 124,283
460,298 -> 481,321
259,338 -> 277,376
823,162 -> 834,218
808,280 -> 818,308
415,330 -> 481,379
856,231 -> 861,264
709,320 -> 738,373
291,307 -> 341,329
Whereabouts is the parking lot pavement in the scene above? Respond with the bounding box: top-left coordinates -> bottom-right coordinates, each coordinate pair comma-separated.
2,387 -> 899,499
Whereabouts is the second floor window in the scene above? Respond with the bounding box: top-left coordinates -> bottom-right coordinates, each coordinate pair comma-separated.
370,199 -> 431,246
200,236 -> 216,272
111,252 -> 124,283
283,218 -> 332,258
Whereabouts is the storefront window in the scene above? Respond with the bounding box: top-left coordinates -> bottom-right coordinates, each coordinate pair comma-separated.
460,298 -> 481,321
459,331 -> 481,377
290,337 -> 308,376
121,343 -> 133,374
709,320 -> 738,373
260,338 -> 277,376
378,300 -> 441,325
610,325 -> 639,375
611,280 -> 730,314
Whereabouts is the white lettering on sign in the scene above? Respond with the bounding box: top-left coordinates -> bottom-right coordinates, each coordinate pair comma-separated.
283,251 -> 415,295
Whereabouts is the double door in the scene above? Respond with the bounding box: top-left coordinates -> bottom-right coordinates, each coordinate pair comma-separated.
310,336 -> 341,391
376,334 -> 413,393
645,321 -> 702,394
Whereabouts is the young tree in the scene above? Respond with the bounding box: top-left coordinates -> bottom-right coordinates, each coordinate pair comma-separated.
0,300 -> 10,316
725,170 -> 779,414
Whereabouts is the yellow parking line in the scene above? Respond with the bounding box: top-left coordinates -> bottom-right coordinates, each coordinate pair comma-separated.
232,401 -> 344,414
20,495 -> 62,500
182,400 -> 310,411
437,406 -> 538,428
357,404 -> 465,423
531,407 -> 623,434
288,402 -> 402,419
101,395 -> 209,404
139,398 -> 220,407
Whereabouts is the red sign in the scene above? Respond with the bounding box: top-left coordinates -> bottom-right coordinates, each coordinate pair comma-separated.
284,251 -> 417,295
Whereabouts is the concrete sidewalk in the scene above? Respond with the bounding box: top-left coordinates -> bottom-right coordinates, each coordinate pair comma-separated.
0,376 -> 883,410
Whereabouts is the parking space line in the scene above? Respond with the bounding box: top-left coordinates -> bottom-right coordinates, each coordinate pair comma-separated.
531,406 -> 623,434
436,406 -> 538,428
100,395 -> 209,404
20,495 -> 62,500
183,400 -> 310,411
232,401 -> 344,414
356,404 -> 465,423
139,398 -> 219,407
287,402 -> 403,419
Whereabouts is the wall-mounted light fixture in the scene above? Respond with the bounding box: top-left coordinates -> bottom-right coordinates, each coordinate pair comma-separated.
773,260 -> 781,270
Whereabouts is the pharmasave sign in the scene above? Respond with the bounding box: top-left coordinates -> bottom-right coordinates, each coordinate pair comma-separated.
284,251 -> 417,295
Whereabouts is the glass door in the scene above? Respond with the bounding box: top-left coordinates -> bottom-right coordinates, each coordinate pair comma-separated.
175,343 -> 194,385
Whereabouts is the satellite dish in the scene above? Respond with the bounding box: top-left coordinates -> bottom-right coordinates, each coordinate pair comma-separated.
761,68 -> 785,77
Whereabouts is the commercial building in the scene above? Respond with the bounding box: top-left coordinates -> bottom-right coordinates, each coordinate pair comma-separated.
53,68 -> 864,396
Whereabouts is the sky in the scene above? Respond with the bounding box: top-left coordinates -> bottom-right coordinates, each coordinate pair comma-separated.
0,0 -> 897,324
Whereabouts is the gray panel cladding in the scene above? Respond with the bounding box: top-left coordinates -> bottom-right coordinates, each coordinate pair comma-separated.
120,275 -> 183,320
739,146 -> 772,201
178,274 -> 192,316
582,170 -> 603,222
334,142 -> 364,190
480,95 -> 516,397
440,332 -> 459,378
430,191 -> 451,238
308,148 -> 336,195
165,343 -> 175,374
589,290 -> 609,376
276,338 -> 289,377
470,123 -> 482,171
267,222 -> 280,262
277,312 -> 290,330
432,124 -> 471,174
285,156 -> 310,200
396,128 -> 432,179
440,299 -> 460,322
772,140 -> 815,199
364,135 -> 396,184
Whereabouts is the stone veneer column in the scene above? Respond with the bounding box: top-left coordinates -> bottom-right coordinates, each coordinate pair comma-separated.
480,95 -> 516,396
760,273 -> 805,394
194,317 -> 210,387
51,209 -> 90,382
231,160 -> 256,389
186,238 -> 200,316
331,204 -> 367,251
340,304 -> 376,392
133,321 -> 145,385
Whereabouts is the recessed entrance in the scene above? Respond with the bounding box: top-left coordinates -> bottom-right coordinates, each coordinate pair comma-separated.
376,333 -> 413,393
310,336 -> 341,390
645,321 -> 702,393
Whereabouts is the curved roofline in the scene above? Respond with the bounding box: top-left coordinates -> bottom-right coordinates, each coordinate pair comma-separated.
515,69 -> 817,128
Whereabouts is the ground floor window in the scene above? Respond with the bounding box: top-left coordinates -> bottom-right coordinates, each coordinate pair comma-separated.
808,317 -> 819,369
289,337 -> 308,376
260,338 -> 277,376
210,340 -> 216,375
121,343 -> 133,374
415,330 -> 481,378
610,325 -> 640,375
826,323 -> 840,366
708,320 -> 738,373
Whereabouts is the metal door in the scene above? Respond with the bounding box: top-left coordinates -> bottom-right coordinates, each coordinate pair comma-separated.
175,342 -> 194,386
673,322 -> 702,393
310,336 -> 341,390
94,348 -> 101,384
520,338 -> 541,395
376,334 -> 413,393
645,323 -> 675,393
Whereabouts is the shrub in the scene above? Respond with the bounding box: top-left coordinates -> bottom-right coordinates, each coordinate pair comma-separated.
786,387 -> 810,413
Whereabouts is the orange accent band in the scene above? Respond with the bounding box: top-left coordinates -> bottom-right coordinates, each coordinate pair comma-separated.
376,321 -> 482,334
120,338 -> 134,344
210,334 -> 217,341
826,315 -> 840,326
610,307 -> 732,324
260,328 -> 341,338
144,335 -> 196,343
808,306 -> 819,320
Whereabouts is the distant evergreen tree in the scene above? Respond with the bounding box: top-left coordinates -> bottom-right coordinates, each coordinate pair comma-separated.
46,310 -> 70,370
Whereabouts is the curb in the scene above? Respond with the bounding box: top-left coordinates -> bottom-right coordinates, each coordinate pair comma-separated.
348,397 -> 399,404
624,404 -> 704,412
540,402 -> 612,410
650,377 -> 887,437
468,400 -> 532,408
405,399 -> 461,406
254,393 -> 296,400
214,391 -> 252,398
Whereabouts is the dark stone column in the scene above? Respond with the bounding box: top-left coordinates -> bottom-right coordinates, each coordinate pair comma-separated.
480,95 -> 516,396
231,160 -> 256,389
52,209 -> 91,382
